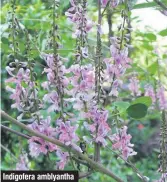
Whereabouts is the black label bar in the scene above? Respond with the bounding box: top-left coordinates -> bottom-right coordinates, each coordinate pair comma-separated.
1,171 -> 78,182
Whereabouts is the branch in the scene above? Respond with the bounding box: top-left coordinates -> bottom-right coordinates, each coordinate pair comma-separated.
1,110 -> 124,182
153,0 -> 167,11
1,124 -> 30,139
106,146 -> 148,182
102,0 -> 111,16
1,144 -> 17,161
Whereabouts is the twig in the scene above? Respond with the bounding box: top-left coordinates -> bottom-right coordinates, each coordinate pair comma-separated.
1,110 -> 124,182
102,0 -> 111,16
153,0 -> 167,11
1,124 -> 30,139
106,146 -> 148,182
1,144 -> 17,161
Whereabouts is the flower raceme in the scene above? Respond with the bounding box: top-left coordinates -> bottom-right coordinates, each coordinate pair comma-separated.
157,86 -> 167,110
128,76 -> 141,96
65,0 -> 93,39
16,154 -> 29,171
101,0 -> 120,8
109,126 -> 137,160
28,117 -> 58,157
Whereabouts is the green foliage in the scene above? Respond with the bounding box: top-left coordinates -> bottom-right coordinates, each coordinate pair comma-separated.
131,96 -> 152,107
127,103 -> 148,119
159,29 -> 167,37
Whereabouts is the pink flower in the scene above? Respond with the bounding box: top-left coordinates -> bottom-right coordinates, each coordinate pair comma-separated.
28,139 -> 47,157
43,92 -> 60,112
128,76 -> 141,96
157,86 -> 167,110
56,150 -> 69,170
42,54 -> 55,68
101,0 -> 108,7
144,84 -> 156,103
111,0 -> 119,8
154,173 -> 167,182
16,154 -> 29,170
28,117 -> 58,157
110,126 -> 137,160
84,107 -> 110,146
81,47 -> 88,58
86,20 -> 94,32
96,123 -> 109,146
56,120 -> 79,146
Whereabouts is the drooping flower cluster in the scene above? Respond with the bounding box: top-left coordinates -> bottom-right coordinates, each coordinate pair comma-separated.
144,84 -> 156,103
154,173 -> 167,182
128,76 -> 141,96
42,54 -> 68,113
65,0 -> 93,39
109,126 -> 137,160
56,150 -> 69,170
55,119 -> 82,152
84,106 -> 111,146
66,64 -> 95,112
28,116 -> 57,157
101,0 -> 120,8
27,116 -> 81,169
65,0 -> 93,61
5,62 -> 41,121
16,153 -> 29,170
157,86 -> 167,110
144,84 -> 167,109
102,37 -> 132,97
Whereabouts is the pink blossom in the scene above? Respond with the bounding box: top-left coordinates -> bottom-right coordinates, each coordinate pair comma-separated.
86,20 -> 94,32
96,123 -> 109,146
101,0 -> 108,7
144,84 -> 156,103
109,126 -> 137,160
16,154 -> 29,170
154,173 -> 167,182
101,0 -> 119,8
28,117 -> 57,157
43,92 -> 60,112
56,120 -> 79,146
56,150 -> 69,170
81,47 -> 88,58
111,0 -> 119,8
28,138 -> 47,157
157,86 -> 167,110
84,107 -> 110,146
128,76 -> 141,96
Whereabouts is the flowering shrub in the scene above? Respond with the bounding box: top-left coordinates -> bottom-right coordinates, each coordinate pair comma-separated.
1,0 -> 167,181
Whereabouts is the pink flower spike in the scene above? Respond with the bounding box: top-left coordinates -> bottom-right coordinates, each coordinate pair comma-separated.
16,154 -> 29,170
111,0 -> 119,8
101,0 -> 108,7
157,86 -> 167,110
56,150 -> 69,170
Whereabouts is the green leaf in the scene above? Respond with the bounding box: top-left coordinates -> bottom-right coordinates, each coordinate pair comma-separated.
113,101 -> 130,112
133,2 -> 156,9
159,29 -> 167,37
148,62 -> 158,75
131,96 -> 152,107
1,37 -> 9,44
145,33 -> 156,41
126,103 -> 148,119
